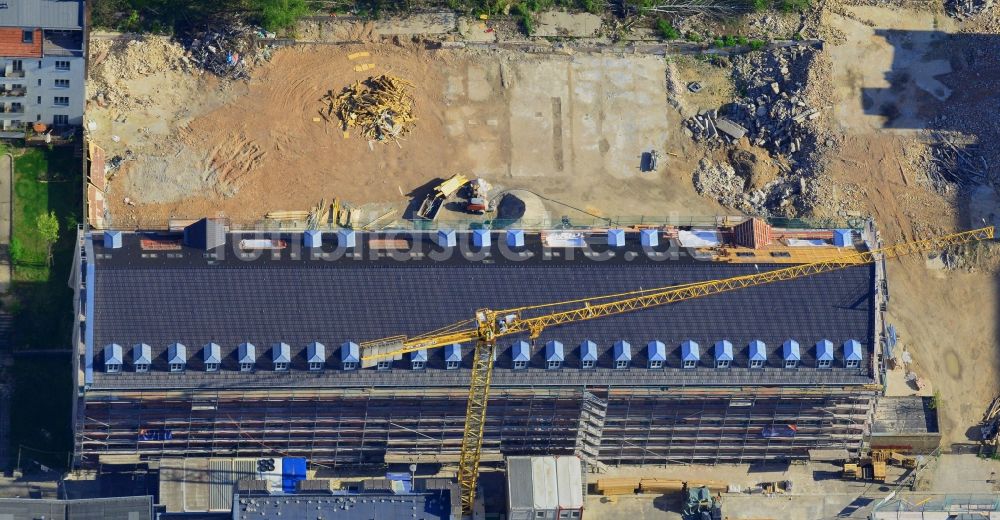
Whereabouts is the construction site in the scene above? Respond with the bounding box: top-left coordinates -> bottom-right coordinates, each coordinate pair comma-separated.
66,0 -> 1000,518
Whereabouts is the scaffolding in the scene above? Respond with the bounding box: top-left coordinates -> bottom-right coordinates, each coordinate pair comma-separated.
75,385 -> 875,469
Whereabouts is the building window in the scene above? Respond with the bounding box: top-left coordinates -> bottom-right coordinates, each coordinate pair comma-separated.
536,513 -> 545,519
206,363 -> 219,372
240,362 -> 253,372
54,79 -> 69,88
53,114 -> 68,125
343,361 -> 357,371
54,96 -> 68,106
411,361 -> 424,370
571,513 -> 580,518
546,360 -> 561,370
446,360 -> 459,370
683,360 -> 696,369
818,359 -> 832,369
376,360 -> 390,370
169,363 -> 184,372
309,362 -> 323,371
55,60 -> 69,71
651,360 -> 664,369
275,362 -> 288,371
36,96 -> 40,104
716,359 -> 730,369
21,30 -> 32,44
513,360 -> 527,370
135,363 -> 149,373
582,359 -> 595,369
36,78 -> 40,86
784,360 -> 798,369
750,359 -> 764,369
846,359 -> 860,369
615,360 -> 629,369
106,363 -> 121,373
11,60 -> 21,71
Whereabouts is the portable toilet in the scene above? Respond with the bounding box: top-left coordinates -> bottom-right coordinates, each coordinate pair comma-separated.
473,229 -> 491,248
304,229 -> 322,248
545,341 -> 564,370
607,229 -> 625,248
640,229 -> 659,247
306,342 -> 326,371
680,340 -> 699,369
648,340 -> 667,369
507,229 -> 525,248
338,229 -> 356,248
340,342 -> 360,370
437,229 -> 457,247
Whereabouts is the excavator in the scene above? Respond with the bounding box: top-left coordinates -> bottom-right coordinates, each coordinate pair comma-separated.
360,225 -> 993,513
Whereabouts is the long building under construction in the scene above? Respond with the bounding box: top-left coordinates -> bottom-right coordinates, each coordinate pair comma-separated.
71,218 -> 887,469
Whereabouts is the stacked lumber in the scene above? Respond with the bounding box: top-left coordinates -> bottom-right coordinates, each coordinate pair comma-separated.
595,477 -> 640,496
638,478 -> 684,493
265,210 -> 309,221
324,75 -> 416,144
685,479 -> 728,493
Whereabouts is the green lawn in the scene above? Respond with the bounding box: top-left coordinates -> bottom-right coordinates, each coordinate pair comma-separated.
10,146 -> 81,347
7,145 -> 81,470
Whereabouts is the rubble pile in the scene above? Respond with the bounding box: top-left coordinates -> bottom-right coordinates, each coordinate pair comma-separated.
325,75 -> 416,144
924,132 -> 989,193
946,0 -> 995,18
180,24 -> 272,79
684,46 -> 823,167
89,37 -> 194,113
693,157 -> 804,216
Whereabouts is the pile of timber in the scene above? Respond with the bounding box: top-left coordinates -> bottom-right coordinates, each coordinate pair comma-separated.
595,477 -> 640,496
324,75 -> 416,144
595,477 -> 728,495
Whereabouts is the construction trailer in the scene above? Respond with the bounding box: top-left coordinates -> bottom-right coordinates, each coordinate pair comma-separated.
506,456 -> 584,520
71,219 -> 887,470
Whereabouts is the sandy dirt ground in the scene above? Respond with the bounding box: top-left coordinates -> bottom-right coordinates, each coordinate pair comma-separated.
88,41 -> 723,229
819,4 -> 1000,447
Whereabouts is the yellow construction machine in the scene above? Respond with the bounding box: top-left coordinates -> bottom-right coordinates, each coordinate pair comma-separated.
360,226 -> 993,513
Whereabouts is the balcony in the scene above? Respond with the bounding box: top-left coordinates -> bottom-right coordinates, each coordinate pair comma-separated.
43,30 -> 84,58
0,105 -> 25,117
0,88 -> 26,98
0,70 -> 25,80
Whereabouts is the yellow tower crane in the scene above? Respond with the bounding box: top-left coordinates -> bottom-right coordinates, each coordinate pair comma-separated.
360,225 -> 994,513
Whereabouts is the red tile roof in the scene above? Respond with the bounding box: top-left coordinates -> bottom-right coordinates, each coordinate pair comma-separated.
0,28 -> 41,58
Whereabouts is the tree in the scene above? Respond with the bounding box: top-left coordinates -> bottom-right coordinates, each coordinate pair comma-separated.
36,211 -> 59,267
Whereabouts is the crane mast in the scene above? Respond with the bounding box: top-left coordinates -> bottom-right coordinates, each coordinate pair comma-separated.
359,225 -> 993,513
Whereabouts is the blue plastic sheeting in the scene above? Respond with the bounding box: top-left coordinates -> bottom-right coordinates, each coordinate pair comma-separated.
833,229 -> 852,247
473,228 -> 491,248
640,229 -> 659,247
714,340 -> 734,361
580,340 -> 598,361
607,229 -> 625,247
761,425 -> 797,438
281,457 -> 307,493
304,230 -> 322,248
437,229 -> 456,247
511,340 -> 530,362
843,339 -> 863,361
507,229 -> 525,247
613,340 -> 632,361
545,340 -> 565,362
104,230 -> 122,249
782,340 -> 801,361
749,340 -> 767,361
680,340 -> 699,362
338,229 -> 356,248
341,342 -> 360,363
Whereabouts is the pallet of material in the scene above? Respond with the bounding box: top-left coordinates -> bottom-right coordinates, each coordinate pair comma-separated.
595,477 -> 640,495
685,479 -> 728,493
638,478 -> 684,493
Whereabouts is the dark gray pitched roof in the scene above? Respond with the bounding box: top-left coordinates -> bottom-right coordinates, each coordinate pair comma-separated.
89,230 -> 876,389
0,0 -> 83,29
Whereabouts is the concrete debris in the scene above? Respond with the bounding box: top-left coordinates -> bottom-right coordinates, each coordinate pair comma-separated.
946,0 -> 995,18
683,45 -> 825,171
693,157 -> 802,216
180,24 -> 274,79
